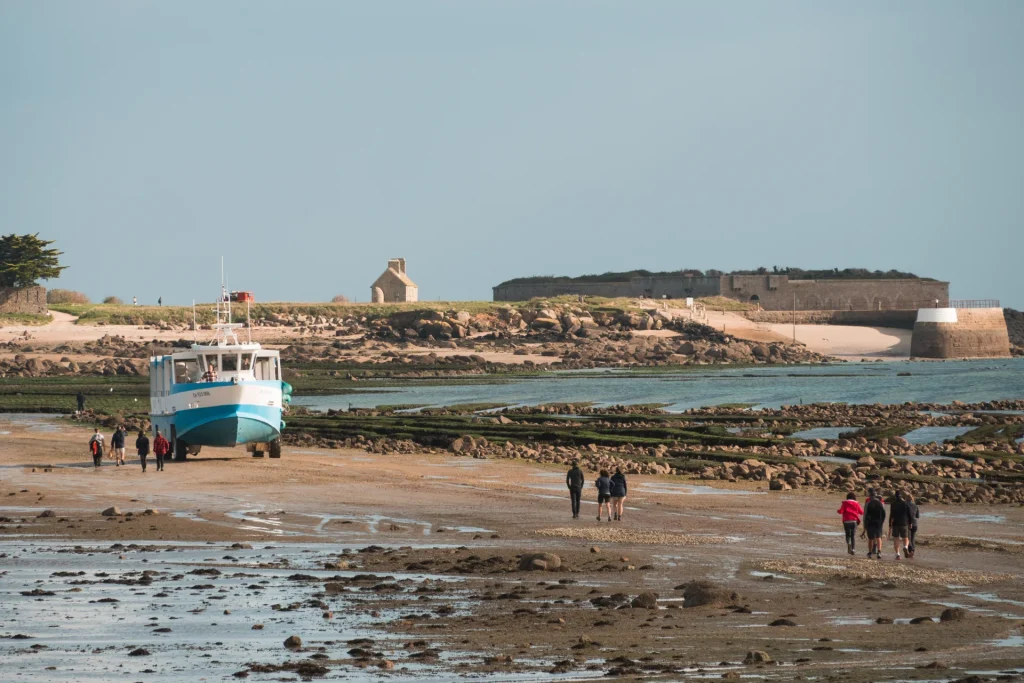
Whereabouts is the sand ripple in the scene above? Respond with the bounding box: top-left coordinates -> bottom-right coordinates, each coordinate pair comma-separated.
757,559 -> 1011,586
536,527 -> 727,545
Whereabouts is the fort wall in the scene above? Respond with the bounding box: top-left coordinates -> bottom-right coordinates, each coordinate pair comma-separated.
493,274 -> 949,312
910,308 -> 1011,359
0,286 -> 47,315
741,309 -> 918,329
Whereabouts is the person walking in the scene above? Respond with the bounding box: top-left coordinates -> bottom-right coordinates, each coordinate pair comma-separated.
132,296 -> 137,306
136,430 -> 150,473
595,470 -> 612,522
837,492 -> 864,556
111,426 -> 126,466
862,488 -> 886,559
887,490 -> 912,560
566,461 -> 585,519
157,296 -> 162,306
610,468 -> 628,521
906,494 -> 920,558
88,428 -> 104,468
76,391 -> 86,413
153,429 -> 169,472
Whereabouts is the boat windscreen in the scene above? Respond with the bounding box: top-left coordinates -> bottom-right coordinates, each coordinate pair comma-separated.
174,359 -> 199,384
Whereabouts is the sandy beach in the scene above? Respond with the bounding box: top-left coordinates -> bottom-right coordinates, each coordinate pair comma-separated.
2,414 -> 1022,681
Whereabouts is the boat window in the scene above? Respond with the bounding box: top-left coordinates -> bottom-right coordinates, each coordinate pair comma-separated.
241,353 -> 254,372
253,355 -> 272,381
201,354 -> 220,382
174,359 -> 199,384
222,354 -> 238,372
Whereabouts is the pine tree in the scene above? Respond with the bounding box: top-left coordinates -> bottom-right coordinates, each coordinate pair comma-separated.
0,234 -> 67,288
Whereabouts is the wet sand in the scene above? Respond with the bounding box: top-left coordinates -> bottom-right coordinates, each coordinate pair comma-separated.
2,415 -> 1023,681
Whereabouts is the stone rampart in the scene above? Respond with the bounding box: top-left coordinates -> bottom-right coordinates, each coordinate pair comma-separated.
910,308 -> 1011,359
741,309 -> 918,329
0,286 -> 47,314
494,273 -> 949,311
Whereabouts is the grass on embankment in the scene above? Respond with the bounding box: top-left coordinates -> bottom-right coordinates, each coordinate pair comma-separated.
0,313 -> 52,326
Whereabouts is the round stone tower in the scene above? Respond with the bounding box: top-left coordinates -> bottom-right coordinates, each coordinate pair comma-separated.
910,306 -> 1011,359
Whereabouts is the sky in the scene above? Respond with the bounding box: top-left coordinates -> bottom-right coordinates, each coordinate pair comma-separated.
1,1 -> 1022,308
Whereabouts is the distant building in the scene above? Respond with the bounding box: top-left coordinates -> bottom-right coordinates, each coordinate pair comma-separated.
371,258 -> 418,303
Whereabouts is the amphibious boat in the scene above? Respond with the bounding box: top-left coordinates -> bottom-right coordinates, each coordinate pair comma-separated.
149,282 -> 292,460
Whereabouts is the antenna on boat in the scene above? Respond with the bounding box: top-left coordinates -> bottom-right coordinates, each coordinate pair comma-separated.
192,299 -> 197,343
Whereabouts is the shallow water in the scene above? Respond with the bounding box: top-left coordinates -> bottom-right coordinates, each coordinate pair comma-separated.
0,413 -> 64,432
0,540 -> 616,683
293,359 -> 1024,412
791,427 -> 848,441
902,426 -> 972,445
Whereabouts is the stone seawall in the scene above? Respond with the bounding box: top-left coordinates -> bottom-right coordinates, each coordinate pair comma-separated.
910,308 -> 1011,359
0,286 -> 47,315
741,309 -> 918,329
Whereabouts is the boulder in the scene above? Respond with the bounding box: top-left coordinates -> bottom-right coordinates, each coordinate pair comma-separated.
284,635 -> 303,648
939,607 -> 966,622
101,507 -> 121,517
518,552 -> 562,571
743,650 -> 773,665
681,581 -> 738,608
630,592 -> 659,609
36,510 -> 55,518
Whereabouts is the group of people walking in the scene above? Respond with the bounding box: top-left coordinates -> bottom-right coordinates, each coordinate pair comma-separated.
838,488 -> 920,560
565,461 -> 628,521
88,426 -> 170,472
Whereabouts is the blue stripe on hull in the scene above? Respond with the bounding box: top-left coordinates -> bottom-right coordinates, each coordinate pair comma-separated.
174,404 -> 281,447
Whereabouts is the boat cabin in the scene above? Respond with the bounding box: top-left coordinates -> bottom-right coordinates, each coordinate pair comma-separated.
150,346 -> 281,398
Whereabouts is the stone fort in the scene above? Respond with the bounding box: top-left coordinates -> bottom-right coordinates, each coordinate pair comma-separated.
493,273 -> 949,312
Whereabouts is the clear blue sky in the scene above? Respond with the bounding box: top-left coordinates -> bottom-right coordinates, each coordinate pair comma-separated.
2,2 -> 1022,307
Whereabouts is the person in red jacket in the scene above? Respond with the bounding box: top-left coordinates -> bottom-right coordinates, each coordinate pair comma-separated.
837,492 -> 864,556
152,429 -> 170,472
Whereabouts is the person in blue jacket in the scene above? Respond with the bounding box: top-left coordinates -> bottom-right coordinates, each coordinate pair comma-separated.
594,470 -> 612,522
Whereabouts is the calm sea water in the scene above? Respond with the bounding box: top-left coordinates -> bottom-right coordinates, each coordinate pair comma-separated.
293,358 -> 1024,412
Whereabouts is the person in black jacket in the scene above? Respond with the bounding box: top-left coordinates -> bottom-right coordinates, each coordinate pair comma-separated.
906,494 -> 920,558
566,461 -> 585,519
111,426 -> 126,466
862,488 -> 886,559
610,468 -> 628,521
887,490 -> 912,560
136,430 -> 150,473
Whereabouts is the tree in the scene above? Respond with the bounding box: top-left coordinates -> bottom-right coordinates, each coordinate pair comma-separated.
103,296 -> 124,305
0,234 -> 67,288
331,294 -> 350,303
47,289 -> 90,304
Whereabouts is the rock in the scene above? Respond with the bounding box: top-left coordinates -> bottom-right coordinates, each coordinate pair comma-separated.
590,546 -> 600,554
251,624 -> 264,630
101,507 -> 121,517
743,650 -> 773,665
857,456 -> 876,467
284,635 -> 302,648
379,660 -> 395,670
769,618 -> 797,627
518,552 -> 562,571
681,581 -> 738,608
909,616 -> 934,624
875,617 -> 894,624
143,509 -> 158,515
36,510 -> 55,518
630,592 -> 659,609
939,607 -> 967,622
128,648 -> 150,656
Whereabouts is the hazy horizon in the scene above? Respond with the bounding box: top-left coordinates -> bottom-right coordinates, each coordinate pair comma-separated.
2,2 -> 1022,308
